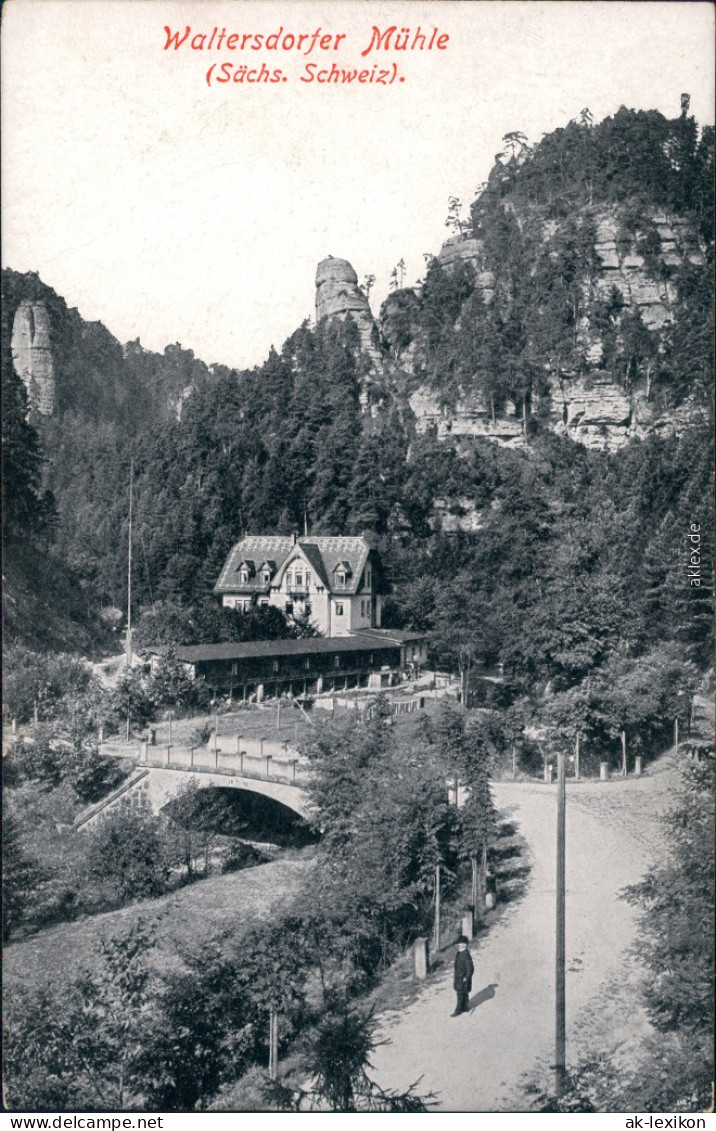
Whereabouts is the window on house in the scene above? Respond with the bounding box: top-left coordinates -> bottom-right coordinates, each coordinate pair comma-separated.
369,653 -> 374,664
304,658 -> 311,670
295,572 -> 303,587
263,571 -> 270,584
335,603 -> 344,616
240,570 -> 249,584
366,565 -> 372,588
232,662 -> 239,675
273,660 -> 279,673
285,602 -> 293,614
336,571 -> 346,587
334,656 -> 341,669
286,572 -> 293,588
306,571 -> 312,586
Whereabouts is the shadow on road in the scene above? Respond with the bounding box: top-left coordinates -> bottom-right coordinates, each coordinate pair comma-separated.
470,983 -> 498,1010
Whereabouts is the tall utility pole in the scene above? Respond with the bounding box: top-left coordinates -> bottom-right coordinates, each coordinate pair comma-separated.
433,865 -> 442,955
555,752 -> 566,1097
125,460 -> 134,669
125,461 -> 134,742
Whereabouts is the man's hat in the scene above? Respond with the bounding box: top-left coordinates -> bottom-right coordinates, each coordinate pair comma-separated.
457,934 -> 469,944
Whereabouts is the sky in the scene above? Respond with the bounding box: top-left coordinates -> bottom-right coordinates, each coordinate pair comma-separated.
2,0 -> 714,371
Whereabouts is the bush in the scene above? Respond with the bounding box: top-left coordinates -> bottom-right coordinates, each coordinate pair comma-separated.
221,841 -> 270,873
86,808 -> 170,903
3,647 -> 94,725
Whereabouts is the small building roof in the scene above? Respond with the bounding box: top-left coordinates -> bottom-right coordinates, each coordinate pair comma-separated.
349,628 -> 428,644
177,635 -> 400,664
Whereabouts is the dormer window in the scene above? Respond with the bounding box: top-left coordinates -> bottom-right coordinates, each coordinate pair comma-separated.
333,559 -> 351,589
262,570 -> 271,584
240,570 -> 249,585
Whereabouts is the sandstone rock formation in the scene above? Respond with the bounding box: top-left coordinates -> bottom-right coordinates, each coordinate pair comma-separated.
409,388 -> 526,448
437,236 -> 495,303
315,257 -> 382,410
393,203 -> 708,452
11,300 -> 55,415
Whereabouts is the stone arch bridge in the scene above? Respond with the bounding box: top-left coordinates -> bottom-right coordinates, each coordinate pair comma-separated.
75,740 -> 312,831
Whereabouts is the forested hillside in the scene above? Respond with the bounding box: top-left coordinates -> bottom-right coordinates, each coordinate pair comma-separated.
3,102 -> 714,1115
3,105 -> 714,716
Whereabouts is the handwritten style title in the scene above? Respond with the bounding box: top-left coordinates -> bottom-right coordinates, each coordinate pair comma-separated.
163,25 -> 450,86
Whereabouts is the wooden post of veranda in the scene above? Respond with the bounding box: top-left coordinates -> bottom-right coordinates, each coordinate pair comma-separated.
268,1009 -> 278,1080
555,751 -> 566,1097
433,865 -> 441,956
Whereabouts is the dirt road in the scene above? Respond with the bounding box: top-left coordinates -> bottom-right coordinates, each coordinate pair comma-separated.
371,762 -> 678,1111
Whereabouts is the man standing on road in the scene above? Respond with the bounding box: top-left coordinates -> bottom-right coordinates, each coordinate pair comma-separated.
452,935 -> 474,1016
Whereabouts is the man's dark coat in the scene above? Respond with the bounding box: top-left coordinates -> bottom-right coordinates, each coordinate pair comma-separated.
454,948 -> 474,991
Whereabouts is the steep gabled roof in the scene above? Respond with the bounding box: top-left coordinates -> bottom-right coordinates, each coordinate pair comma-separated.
214,536 -> 294,592
302,536 -> 371,595
215,535 -> 373,595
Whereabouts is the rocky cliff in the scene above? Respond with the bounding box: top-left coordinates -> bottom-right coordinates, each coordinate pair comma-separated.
11,300 -> 55,415
315,256 -> 382,412
372,104 -> 713,452
404,204 -> 710,450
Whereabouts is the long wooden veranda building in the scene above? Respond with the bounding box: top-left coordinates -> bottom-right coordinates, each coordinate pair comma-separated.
176,630 -> 427,701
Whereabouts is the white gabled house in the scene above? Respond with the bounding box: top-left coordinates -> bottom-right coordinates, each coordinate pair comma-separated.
213,534 -> 384,637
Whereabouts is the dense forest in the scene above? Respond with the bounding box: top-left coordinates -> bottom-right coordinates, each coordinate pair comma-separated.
2,101 -> 714,1114
3,106 -> 714,750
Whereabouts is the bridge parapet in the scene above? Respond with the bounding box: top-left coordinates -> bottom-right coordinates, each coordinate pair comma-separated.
76,753 -> 313,830
141,747 -> 311,786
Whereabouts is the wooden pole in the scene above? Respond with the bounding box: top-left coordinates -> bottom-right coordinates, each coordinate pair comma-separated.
574,733 -> 580,782
674,716 -> 679,756
269,1009 -> 278,1080
480,840 -> 488,911
433,865 -> 441,954
471,856 -> 478,919
511,742 -> 516,780
125,460 -> 133,669
621,730 -> 627,777
168,713 -> 172,748
555,751 -> 566,1097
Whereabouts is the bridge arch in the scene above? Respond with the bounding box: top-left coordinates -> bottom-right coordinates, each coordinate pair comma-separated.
76,766 -> 313,830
